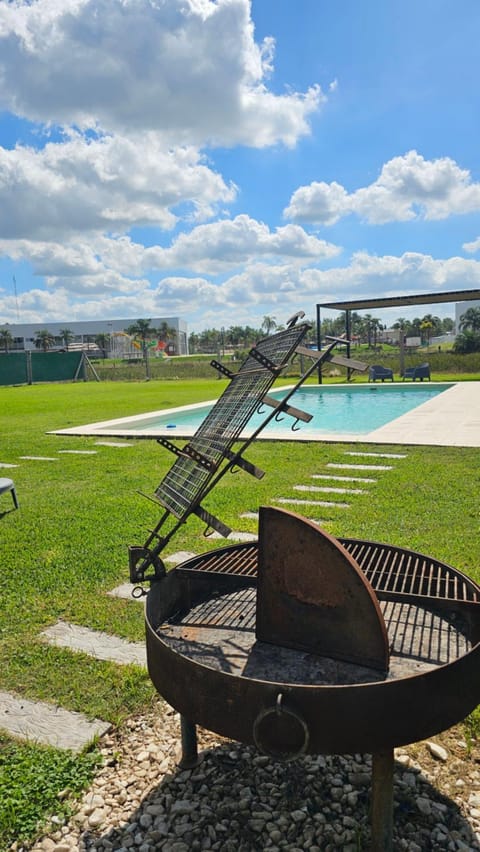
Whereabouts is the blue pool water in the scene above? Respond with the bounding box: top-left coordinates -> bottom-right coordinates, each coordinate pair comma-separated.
121,383 -> 452,436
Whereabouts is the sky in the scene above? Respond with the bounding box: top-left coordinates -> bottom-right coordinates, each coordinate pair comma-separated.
1,0 -> 480,333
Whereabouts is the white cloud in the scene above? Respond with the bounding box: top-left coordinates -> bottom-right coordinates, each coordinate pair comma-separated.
3,251 -> 480,328
0,134 -> 235,240
0,0 -> 323,147
157,215 -> 341,272
0,216 -> 340,294
284,151 -> 480,225
463,237 -> 480,254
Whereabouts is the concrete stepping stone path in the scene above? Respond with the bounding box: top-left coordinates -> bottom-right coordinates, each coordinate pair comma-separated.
327,462 -> 393,471
312,473 -> 377,483
41,622 -> 147,667
275,497 -> 350,508
0,690 -> 110,752
294,484 -> 367,495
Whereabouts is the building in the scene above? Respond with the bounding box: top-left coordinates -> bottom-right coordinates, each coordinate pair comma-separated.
0,317 -> 188,356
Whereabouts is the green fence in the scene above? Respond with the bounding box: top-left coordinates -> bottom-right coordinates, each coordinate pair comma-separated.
0,351 -> 86,386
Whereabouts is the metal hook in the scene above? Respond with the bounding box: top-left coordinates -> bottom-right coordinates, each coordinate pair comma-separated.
291,418 -> 301,432
257,403 -> 266,415
274,410 -> 285,423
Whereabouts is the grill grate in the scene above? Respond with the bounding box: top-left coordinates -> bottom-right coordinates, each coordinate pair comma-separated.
155,325 -> 310,518
176,539 -> 480,605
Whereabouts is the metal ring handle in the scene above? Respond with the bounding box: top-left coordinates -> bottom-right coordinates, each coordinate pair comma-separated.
253,693 -> 310,762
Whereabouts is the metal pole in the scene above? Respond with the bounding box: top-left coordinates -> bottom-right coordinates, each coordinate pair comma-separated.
316,304 -> 322,384
371,749 -> 394,852
178,715 -> 199,768
345,310 -> 352,381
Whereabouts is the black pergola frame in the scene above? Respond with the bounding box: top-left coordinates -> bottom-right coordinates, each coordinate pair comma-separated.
315,288 -> 480,382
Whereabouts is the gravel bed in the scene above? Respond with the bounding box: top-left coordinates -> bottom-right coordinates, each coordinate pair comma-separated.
18,701 -> 480,851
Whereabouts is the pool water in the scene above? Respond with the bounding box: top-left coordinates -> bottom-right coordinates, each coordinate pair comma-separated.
121,383 -> 452,437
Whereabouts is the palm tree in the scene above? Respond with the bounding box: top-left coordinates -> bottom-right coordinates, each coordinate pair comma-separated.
459,307 -> 480,332
95,333 -> 110,359
157,321 -> 177,353
59,328 -> 74,350
261,315 -> 277,336
34,329 -> 55,352
125,319 -> 156,358
125,318 -> 157,379
0,328 -> 13,353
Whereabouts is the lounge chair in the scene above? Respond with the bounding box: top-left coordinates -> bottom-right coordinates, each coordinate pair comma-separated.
368,365 -> 394,382
403,363 -> 431,381
0,477 -> 18,509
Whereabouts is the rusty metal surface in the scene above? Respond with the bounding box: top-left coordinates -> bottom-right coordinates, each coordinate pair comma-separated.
146,580 -> 480,753
256,508 -> 389,672
145,521 -> 480,755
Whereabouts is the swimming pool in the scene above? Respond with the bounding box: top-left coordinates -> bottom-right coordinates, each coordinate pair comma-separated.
54,382 -> 454,441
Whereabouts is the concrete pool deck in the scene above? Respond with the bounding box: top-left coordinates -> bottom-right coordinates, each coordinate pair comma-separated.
52,381 -> 480,448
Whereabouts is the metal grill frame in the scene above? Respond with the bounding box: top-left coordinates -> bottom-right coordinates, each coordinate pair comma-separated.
129,321 -> 354,582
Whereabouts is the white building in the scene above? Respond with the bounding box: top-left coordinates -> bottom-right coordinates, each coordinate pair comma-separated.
0,316 -> 188,356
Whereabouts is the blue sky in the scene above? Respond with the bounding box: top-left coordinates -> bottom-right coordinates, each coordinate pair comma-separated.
1,0 -> 480,332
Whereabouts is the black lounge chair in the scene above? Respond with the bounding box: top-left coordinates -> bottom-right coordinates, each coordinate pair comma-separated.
403,362 -> 431,381
368,365 -> 394,382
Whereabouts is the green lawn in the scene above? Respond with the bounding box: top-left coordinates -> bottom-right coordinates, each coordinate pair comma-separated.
0,378 -> 479,848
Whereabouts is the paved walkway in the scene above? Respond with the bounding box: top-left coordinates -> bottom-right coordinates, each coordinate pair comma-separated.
367,381 -> 480,447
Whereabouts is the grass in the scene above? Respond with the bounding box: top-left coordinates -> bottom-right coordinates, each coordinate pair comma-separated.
0,377 -> 479,847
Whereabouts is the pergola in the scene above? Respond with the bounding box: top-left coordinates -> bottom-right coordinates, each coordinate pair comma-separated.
315,288 -> 480,380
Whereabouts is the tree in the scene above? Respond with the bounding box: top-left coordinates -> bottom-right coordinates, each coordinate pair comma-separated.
34,329 -> 55,352
59,328 -> 74,350
157,321 -> 177,353
459,307 -> 480,333
453,330 -> 480,354
95,333 -> 110,359
125,319 -> 156,357
261,315 -> 277,336
0,328 -> 13,353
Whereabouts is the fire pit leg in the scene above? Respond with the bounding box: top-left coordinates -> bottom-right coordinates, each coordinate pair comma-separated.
371,748 -> 394,852
178,715 -> 199,768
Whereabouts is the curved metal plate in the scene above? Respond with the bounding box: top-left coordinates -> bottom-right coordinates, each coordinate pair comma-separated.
255,507 -> 390,672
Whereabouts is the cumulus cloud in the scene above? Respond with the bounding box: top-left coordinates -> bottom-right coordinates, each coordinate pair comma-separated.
0,0 -> 323,147
0,134 -> 235,240
284,151 -> 480,225
0,213 -> 341,294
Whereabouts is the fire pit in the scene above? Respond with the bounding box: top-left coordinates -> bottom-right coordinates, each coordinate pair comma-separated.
143,508 -> 480,850
128,314 -> 480,850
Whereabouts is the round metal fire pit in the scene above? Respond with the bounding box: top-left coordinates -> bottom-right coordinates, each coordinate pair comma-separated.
145,510 -> 480,757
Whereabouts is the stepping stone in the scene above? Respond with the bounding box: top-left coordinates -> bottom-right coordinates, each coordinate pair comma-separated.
41,622 -> 146,667
164,551 -> 198,565
58,449 -> 98,455
108,583 -> 145,601
0,690 -> 110,753
312,474 -> 377,483
20,456 -> 58,461
327,462 -> 393,471
0,463 -> 18,468
209,531 -> 258,542
94,441 -> 131,448
274,498 -> 350,508
294,484 -> 366,495
344,451 -> 407,459
240,512 -> 259,520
